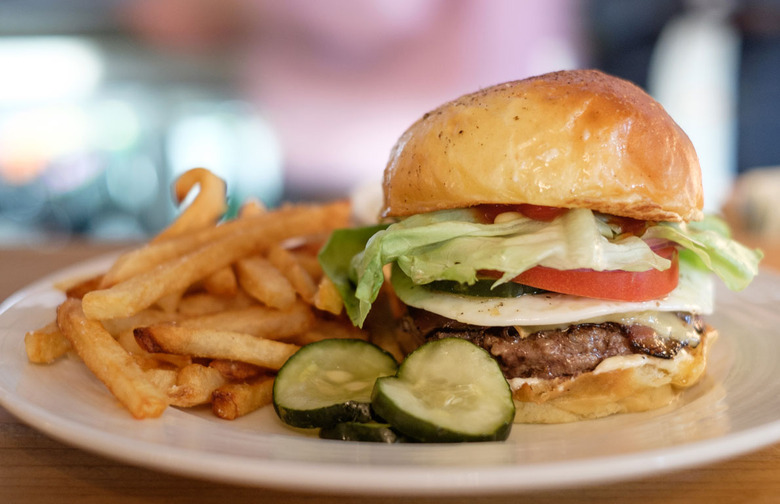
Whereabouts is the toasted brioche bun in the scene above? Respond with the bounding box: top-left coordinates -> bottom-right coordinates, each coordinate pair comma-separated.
508,326 -> 716,423
382,69 -> 703,222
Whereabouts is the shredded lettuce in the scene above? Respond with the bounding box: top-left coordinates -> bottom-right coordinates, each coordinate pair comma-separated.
320,209 -> 763,327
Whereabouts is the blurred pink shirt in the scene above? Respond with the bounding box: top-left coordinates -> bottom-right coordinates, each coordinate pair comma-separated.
231,0 -> 582,196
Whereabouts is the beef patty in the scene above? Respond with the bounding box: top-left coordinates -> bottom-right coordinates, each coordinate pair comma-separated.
404,308 -> 706,380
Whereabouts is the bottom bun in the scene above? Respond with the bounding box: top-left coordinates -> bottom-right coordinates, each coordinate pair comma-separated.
509,326 -> 717,424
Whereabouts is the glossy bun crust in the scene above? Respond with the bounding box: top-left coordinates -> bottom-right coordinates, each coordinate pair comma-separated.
509,326 -> 716,423
382,70 -> 703,222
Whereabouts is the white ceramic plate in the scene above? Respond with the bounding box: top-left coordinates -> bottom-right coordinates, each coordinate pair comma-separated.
1,256 -> 779,496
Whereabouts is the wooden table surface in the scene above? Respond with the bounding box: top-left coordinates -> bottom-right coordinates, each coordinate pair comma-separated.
1,241 -> 778,504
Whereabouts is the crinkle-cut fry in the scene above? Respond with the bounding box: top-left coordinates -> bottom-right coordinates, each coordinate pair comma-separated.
57,299 -> 168,419
168,363 -> 226,407
267,244 -> 317,303
176,290 -> 256,316
152,168 -> 228,243
202,266 -> 238,297
313,275 -> 343,315
133,325 -> 300,370
176,303 -> 314,340
84,203 -> 350,319
212,376 -> 274,420
24,321 -> 71,364
235,255 -> 296,309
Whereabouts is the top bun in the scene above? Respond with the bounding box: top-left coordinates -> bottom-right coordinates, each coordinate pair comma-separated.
381,69 -> 703,222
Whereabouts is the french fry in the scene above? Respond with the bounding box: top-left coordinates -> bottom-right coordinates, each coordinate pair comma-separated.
176,303 -> 314,340
57,299 -> 168,419
290,251 -> 323,282
133,325 -> 300,370
168,363 -> 226,407
152,168 -> 228,243
24,321 -> 71,364
202,266 -> 238,297
268,244 -> 317,303
238,197 -> 266,218
212,376 -> 274,420
29,168 -> 359,422
116,330 -> 193,370
209,359 -> 265,381
144,367 -> 178,394
155,288 -> 187,313
100,308 -> 180,338
84,203 -> 350,319
176,290 -> 256,316
313,275 -> 343,315
99,201 -> 349,288
63,274 -> 104,299
235,256 -> 296,309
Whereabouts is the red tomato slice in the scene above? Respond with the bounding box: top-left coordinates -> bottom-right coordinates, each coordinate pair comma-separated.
510,247 -> 679,302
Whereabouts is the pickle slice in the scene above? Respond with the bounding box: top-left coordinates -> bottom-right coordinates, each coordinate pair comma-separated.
371,338 -> 514,443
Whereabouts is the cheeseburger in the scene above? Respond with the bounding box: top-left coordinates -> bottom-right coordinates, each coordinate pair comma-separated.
320,69 -> 762,423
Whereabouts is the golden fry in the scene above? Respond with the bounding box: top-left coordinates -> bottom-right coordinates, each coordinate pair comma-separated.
134,325 -> 299,370
100,201 -> 348,288
144,367 -> 178,393
176,290 -> 256,316
290,251 -> 323,282
57,299 -> 168,419
209,359 -> 265,381
313,275 -> 344,315
152,168 -> 228,243
24,321 -> 71,364
202,266 -> 238,297
84,203 -> 350,319
63,274 -> 104,299
100,309 -> 180,338
235,256 -> 296,309
212,376 -> 274,420
31,168 -> 357,423
176,303 -> 313,340
268,245 -> 317,303
238,197 -> 266,218
168,363 -> 226,407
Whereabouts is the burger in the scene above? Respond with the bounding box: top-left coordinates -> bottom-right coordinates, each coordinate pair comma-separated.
319,69 -> 762,423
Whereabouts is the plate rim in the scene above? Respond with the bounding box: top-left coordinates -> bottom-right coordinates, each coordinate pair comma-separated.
1,255 -> 780,495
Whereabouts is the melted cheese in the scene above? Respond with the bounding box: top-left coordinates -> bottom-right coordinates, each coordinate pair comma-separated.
515,310 -> 701,344
391,261 -> 713,328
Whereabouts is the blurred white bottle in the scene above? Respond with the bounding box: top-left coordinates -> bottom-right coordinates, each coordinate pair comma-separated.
648,0 -> 741,213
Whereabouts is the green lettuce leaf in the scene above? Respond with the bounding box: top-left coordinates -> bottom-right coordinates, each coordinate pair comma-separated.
643,215 -> 763,291
348,209 -> 669,326
320,210 -> 763,327
317,224 -> 388,325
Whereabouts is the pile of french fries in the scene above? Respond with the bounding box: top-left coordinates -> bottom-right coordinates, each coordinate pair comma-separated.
23,168 -> 378,420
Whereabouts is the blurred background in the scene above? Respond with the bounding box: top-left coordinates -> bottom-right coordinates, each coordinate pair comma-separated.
0,0 -> 778,245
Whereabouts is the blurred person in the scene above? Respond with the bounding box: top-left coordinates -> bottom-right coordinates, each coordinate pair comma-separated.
121,0 -> 584,200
